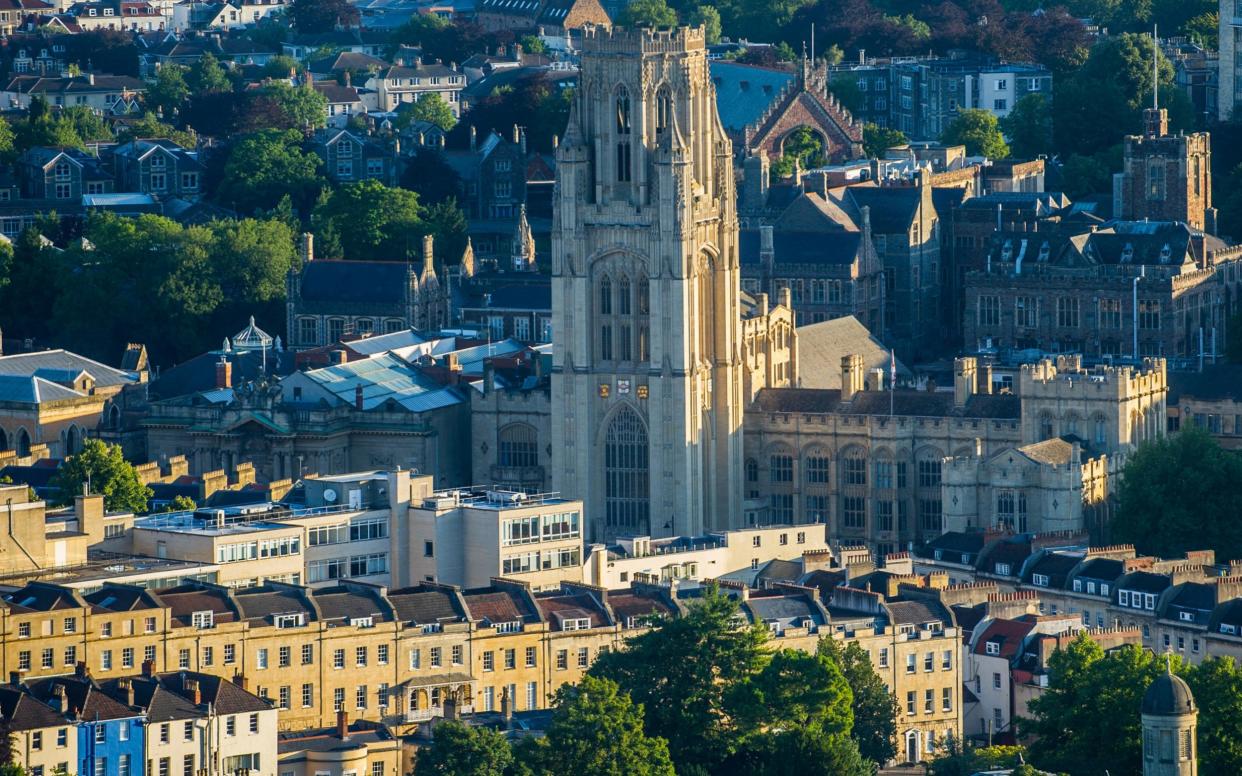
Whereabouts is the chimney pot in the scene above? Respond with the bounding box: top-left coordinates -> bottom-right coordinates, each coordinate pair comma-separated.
336,709 -> 349,739
215,358 -> 232,390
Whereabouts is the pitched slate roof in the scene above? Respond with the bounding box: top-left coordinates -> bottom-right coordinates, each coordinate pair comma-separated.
388,587 -> 463,625
26,675 -> 138,721
709,62 -> 794,132
1074,557 -> 1125,583
311,585 -> 392,623
158,584 -> 238,627
1017,438 -> 1076,466
232,585 -> 314,624
163,672 -> 270,715
752,387 -> 1020,419
0,349 -> 137,388
462,589 -> 538,624
887,598 -> 953,627
739,229 -> 863,267
606,590 -> 673,625
299,260 -> 411,304
1167,364 -> 1242,404
0,686 -> 66,731
795,316 -> 909,390
844,187 -> 924,234
102,676 -> 200,722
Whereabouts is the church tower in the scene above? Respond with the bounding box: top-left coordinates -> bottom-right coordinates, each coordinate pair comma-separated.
551,25 -> 743,541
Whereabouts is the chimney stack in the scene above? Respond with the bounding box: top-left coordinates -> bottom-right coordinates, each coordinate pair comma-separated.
354,384 -> 364,411
336,709 -> 349,739
75,662 -> 87,680
469,126 -> 477,151
231,673 -> 247,691
50,684 -> 65,712
186,679 -> 201,707
119,678 -> 134,708
501,686 -> 513,729
299,232 -> 314,264
141,659 -> 156,678
215,358 -> 232,390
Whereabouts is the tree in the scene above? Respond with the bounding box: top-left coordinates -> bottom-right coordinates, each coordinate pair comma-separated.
1000,93 -> 1053,159
146,64 -> 190,118
1022,634 -> 1170,775
686,5 -> 722,43
1184,657 -> 1242,775
730,650 -> 853,735
50,439 -> 152,513
397,93 -> 457,132
862,123 -> 907,158
187,52 -> 232,95
1053,33 -> 1191,157
162,495 -> 198,512
258,81 -> 329,130
518,34 -> 546,55
619,0 -> 678,27
928,740 -> 1030,776
413,720 -> 512,776
772,126 -> 827,176
726,727 -> 871,776
819,638 -> 898,764
261,55 -> 302,80
589,586 -> 768,770
117,112 -> 197,149
1112,425 -> 1242,561
941,108 -> 1009,158
311,180 -> 423,261
217,129 -> 324,215
828,76 -> 864,114
59,106 -> 114,145
525,675 -> 675,776
289,0 -> 358,32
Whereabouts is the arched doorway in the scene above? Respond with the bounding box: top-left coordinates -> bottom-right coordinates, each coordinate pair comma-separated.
904,730 -> 920,763
64,425 -> 79,455
15,428 -> 30,457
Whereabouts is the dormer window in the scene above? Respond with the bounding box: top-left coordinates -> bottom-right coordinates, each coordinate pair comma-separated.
1179,611 -> 1194,622
274,613 -> 305,628
1100,583 -> 1110,596
1159,244 -> 1172,264
494,620 -> 521,633
191,611 -> 214,629
350,616 -> 374,628
985,641 -> 1000,656
1072,579 -> 1083,592
1120,590 -> 1130,606
1032,573 -> 1050,587
561,617 -> 590,631
1121,243 -> 1134,263
995,562 -> 1011,576
1222,623 -> 1238,635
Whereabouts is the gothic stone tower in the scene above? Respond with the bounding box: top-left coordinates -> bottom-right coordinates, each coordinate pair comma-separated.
551,25 -> 743,541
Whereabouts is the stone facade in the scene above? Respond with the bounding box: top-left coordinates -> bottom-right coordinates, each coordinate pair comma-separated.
552,26 -> 753,540
286,234 -> 451,349
963,222 -> 1241,364
745,354 -> 1167,556
1114,108 -> 1214,233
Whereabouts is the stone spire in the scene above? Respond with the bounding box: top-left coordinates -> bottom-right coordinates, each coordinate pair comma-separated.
460,236 -> 476,280
511,204 -> 535,271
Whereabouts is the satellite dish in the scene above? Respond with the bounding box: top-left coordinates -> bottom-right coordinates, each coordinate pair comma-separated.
323,488 -> 338,503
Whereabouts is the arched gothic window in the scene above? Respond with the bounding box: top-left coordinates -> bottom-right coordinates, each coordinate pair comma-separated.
655,86 -> 671,134
498,424 -> 538,468
605,406 -> 649,534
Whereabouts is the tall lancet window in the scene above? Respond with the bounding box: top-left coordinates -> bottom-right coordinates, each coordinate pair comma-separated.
655,87 -> 671,135
616,87 -> 632,182
605,406 -> 649,534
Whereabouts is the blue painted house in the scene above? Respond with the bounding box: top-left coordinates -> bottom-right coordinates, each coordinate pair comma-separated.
26,672 -> 146,776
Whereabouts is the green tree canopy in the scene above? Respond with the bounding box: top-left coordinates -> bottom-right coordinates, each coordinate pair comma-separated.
117,113 -> 196,149
396,93 -> 457,132
145,64 -> 190,118
999,93 -> 1053,160
524,675 -> 675,776
1184,656 -> 1242,775
730,649 -> 853,735
1112,425 -> 1242,561
412,720 -> 512,776
1021,633 -> 1171,775
187,52 -> 232,95
928,740 -> 1029,776
217,129 -> 324,215
941,108 -> 1009,158
685,5 -> 722,43
260,81 -> 329,129
311,180 -> 424,261
50,439 -> 152,513
862,123 -> 907,158
588,586 -> 768,770
1053,33 -> 1191,157
618,0 -> 678,27
819,638 -> 898,764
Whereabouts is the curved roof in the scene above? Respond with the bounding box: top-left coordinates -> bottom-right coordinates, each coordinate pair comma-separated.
1142,671 -> 1195,716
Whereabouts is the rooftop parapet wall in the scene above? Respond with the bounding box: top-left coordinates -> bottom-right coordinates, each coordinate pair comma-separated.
580,24 -> 706,54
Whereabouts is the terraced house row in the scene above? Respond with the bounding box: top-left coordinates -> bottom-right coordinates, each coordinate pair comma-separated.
914,530 -> 1242,665
0,570 -> 963,761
